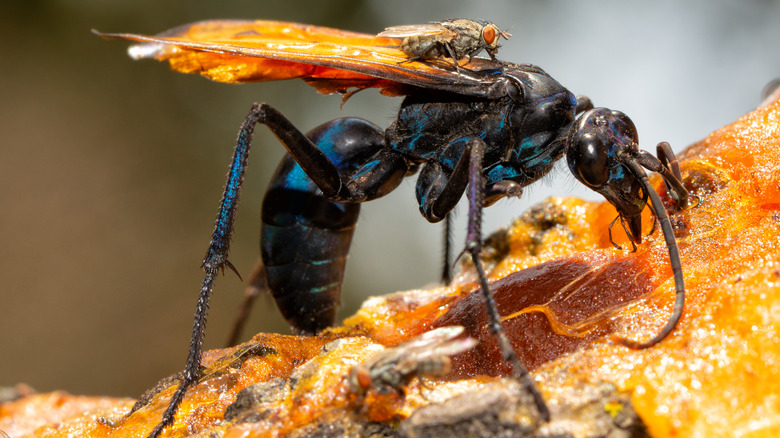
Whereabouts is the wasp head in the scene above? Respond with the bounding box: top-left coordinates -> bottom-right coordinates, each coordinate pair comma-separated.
566,108 -> 648,243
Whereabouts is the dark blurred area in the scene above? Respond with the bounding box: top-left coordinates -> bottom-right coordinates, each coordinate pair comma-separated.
1,0 -> 778,399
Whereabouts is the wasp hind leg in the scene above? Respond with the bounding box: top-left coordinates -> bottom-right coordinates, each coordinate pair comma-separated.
148,101 -> 265,438
149,104 -> 409,437
261,118 -> 410,335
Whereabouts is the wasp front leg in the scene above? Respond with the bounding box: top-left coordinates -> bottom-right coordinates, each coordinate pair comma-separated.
415,138 -> 550,422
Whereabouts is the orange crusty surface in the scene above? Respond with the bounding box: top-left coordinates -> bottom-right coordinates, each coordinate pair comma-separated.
2,96 -> 779,437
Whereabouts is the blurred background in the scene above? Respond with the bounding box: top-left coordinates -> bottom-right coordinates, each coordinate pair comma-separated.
1,0 -> 778,399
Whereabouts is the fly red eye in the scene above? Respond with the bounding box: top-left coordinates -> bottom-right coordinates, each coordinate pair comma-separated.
482,25 -> 497,45
356,367 -> 371,390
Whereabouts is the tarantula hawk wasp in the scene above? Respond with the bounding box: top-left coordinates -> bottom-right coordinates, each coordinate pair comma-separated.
96,18 -> 691,437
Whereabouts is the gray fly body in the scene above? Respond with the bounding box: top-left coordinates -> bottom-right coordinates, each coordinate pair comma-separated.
348,326 -> 477,394
378,19 -> 511,68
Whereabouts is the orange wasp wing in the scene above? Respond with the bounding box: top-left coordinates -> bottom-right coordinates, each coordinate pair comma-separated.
95,20 -> 503,97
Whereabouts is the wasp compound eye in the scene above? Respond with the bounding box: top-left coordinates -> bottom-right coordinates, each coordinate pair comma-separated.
570,132 -> 610,188
610,110 -> 639,146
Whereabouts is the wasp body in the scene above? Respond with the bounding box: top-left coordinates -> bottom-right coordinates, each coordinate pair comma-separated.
96,19 -> 690,437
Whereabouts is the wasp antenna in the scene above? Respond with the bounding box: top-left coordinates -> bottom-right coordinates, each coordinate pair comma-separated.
614,161 -> 685,349
637,147 -> 689,209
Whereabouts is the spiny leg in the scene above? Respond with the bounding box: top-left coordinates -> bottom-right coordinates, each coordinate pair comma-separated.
461,138 -> 550,421
148,104 -> 270,437
225,107 -> 412,344
148,270 -> 215,437
149,102 -> 358,437
262,117 -> 406,335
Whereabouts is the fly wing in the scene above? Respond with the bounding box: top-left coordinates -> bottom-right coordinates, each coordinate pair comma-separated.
401,326 -> 465,348
377,23 -> 449,38
392,330 -> 478,375
361,326 -> 467,371
95,20 -> 504,97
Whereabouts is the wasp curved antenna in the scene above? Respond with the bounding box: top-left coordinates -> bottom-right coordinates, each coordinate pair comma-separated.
567,108 -> 690,349
616,158 -> 685,348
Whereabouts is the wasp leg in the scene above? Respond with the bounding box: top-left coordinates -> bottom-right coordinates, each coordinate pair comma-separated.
415,139 -> 474,223
257,105 -> 410,204
415,138 -> 550,421
246,106 -> 411,334
151,105 -> 410,437
442,214 -> 453,284
461,138 -> 550,421
440,41 -> 463,77
149,101 -> 264,438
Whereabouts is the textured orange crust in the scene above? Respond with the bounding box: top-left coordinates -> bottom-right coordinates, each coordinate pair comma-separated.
2,95 -> 779,437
